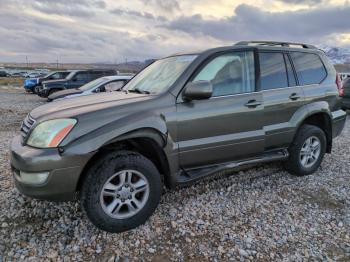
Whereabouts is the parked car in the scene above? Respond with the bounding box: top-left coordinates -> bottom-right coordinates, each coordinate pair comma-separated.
10,41 -> 346,233
339,73 -> 350,81
0,71 -> 9,77
23,71 -> 70,93
10,72 -> 27,77
341,77 -> 350,110
48,75 -> 132,102
24,72 -> 45,78
37,69 -> 118,98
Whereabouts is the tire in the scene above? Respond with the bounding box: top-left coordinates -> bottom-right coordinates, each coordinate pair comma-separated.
284,124 -> 327,176
80,151 -> 162,233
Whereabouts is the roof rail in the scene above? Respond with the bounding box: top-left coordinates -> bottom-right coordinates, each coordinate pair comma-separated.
234,41 -> 317,49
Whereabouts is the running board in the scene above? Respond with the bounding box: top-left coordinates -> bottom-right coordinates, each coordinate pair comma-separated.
177,149 -> 289,184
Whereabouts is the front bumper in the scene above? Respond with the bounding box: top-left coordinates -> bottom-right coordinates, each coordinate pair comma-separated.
37,87 -> 49,97
10,135 -> 94,201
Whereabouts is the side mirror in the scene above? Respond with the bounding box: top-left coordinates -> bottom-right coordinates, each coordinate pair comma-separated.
183,81 -> 212,101
94,87 -> 101,93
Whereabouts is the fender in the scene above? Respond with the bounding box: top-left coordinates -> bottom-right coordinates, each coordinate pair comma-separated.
62,111 -> 169,155
291,101 -> 332,130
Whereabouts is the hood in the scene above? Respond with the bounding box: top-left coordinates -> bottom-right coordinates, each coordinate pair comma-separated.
48,89 -> 83,101
30,91 -> 150,120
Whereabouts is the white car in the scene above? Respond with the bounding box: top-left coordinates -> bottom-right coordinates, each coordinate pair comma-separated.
47,75 -> 133,101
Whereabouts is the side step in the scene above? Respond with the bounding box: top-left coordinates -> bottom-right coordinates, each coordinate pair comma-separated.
177,149 -> 289,184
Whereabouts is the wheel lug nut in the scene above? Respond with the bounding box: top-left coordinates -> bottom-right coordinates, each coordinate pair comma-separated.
128,196 -> 132,199
116,194 -> 120,198
130,188 -> 134,192
125,184 -> 129,188
121,198 -> 125,202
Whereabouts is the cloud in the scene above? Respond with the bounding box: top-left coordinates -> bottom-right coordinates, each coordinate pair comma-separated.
276,0 -> 325,4
163,4 -> 350,44
141,0 -> 180,13
30,0 -> 106,17
110,8 -> 168,21
0,0 -> 350,63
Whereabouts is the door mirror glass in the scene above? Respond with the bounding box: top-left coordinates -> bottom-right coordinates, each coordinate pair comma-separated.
183,81 -> 212,101
94,87 -> 101,93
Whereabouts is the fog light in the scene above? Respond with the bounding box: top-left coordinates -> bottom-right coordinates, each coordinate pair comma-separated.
18,171 -> 49,185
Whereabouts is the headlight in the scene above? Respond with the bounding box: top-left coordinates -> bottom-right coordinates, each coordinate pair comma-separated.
27,119 -> 77,148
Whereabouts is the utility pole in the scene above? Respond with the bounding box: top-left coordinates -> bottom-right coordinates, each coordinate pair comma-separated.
56,56 -> 59,69
26,56 -> 28,68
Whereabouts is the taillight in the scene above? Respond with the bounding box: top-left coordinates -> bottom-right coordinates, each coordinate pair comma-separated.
336,73 -> 344,97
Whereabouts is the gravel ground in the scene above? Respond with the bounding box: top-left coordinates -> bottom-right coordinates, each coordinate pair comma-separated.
0,87 -> 350,261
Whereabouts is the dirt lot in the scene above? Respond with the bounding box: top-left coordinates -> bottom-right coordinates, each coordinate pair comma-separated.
0,87 -> 350,261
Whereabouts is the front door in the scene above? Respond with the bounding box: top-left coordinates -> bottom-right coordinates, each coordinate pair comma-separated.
176,51 -> 265,168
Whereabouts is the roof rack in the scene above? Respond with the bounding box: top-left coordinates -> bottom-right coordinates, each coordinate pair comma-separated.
234,41 -> 317,49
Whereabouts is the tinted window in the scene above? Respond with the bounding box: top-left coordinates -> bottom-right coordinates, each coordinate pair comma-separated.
284,54 -> 297,87
193,51 -> 255,97
290,52 -> 327,85
75,72 -> 90,81
259,52 -> 288,90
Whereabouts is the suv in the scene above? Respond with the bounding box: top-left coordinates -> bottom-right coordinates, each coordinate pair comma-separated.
23,71 -> 70,93
37,69 -> 117,97
341,77 -> 350,110
10,41 -> 346,233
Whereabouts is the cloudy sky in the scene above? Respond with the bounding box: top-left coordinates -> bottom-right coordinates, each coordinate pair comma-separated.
1,0 -> 350,63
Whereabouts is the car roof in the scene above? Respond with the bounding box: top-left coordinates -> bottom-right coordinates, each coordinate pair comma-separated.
166,41 -> 323,58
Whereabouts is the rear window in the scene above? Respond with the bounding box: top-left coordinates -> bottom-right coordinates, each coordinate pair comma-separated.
259,52 -> 288,90
290,52 -> 327,85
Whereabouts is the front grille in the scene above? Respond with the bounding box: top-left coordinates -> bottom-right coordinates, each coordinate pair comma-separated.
21,114 -> 36,139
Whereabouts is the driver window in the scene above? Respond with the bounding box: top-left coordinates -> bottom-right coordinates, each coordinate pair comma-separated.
105,81 -> 126,92
193,51 -> 255,97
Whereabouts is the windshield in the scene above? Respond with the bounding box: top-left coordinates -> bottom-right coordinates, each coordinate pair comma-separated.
124,55 -> 197,94
79,77 -> 107,91
44,72 -> 55,78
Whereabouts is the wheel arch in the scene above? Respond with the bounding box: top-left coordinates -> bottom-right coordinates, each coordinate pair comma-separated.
297,112 -> 333,153
76,128 -> 172,192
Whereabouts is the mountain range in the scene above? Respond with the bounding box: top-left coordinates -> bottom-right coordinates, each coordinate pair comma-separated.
321,46 -> 350,64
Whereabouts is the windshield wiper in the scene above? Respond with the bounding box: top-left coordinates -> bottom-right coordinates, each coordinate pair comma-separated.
128,88 -> 151,94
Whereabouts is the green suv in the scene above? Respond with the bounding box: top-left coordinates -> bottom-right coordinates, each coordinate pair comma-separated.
10,41 -> 347,232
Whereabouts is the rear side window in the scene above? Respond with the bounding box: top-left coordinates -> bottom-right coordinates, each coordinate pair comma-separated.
290,52 -> 327,85
193,51 -> 255,97
259,52 -> 288,90
75,72 -> 90,81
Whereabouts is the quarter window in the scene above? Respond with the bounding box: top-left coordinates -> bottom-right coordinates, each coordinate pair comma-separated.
193,51 -> 255,97
259,52 -> 288,90
290,52 -> 327,85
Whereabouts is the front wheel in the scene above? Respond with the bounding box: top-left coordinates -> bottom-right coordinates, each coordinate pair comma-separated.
80,151 -> 162,233
284,124 -> 327,176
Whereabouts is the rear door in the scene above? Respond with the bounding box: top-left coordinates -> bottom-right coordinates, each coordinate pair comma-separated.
176,50 -> 265,168
259,52 -> 305,150
71,72 -> 91,88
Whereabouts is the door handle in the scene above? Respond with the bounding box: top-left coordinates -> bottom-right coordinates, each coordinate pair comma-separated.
289,93 -> 300,100
245,100 -> 262,108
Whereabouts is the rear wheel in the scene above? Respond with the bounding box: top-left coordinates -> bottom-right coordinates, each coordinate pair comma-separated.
284,124 -> 326,176
80,151 -> 162,233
